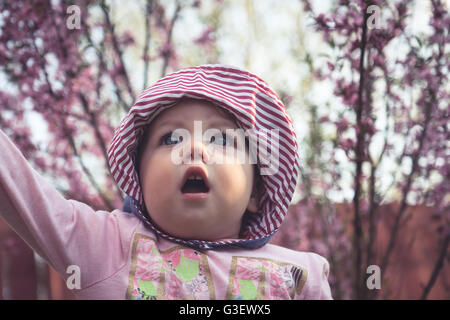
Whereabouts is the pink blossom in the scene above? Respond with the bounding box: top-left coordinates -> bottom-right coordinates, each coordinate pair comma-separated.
194,27 -> 216,46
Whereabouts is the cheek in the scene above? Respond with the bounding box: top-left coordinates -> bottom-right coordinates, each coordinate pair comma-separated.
215,163 -> 253,202
140,151 -> 176,201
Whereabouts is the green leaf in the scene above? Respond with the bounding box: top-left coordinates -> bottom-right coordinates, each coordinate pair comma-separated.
138,280 -> 157,297
238,279 -> 258,300
175,254 -> 199,282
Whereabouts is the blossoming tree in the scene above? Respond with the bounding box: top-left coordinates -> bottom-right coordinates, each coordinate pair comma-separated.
0,0 -> 448,299
275,0 -> 448,299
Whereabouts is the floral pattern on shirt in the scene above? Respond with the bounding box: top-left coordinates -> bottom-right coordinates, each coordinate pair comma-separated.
127,234 -> 308,300
225,256 -> 307,300
126,234 -> 215,300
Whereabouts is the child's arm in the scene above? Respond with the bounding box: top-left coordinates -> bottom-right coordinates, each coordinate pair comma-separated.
297,252 -> 333,300
0,129 -> 138,290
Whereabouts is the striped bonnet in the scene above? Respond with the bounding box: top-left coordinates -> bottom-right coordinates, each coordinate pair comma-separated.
108,64 -> 300,250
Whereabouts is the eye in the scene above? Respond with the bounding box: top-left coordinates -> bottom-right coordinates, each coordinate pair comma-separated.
160,132 -> 183,145
210,132 -> 233,147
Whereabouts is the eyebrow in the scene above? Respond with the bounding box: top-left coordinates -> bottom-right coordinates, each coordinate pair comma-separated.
208,117 -> 238,128
151,119 -> 185,131
152,116 -> 237,133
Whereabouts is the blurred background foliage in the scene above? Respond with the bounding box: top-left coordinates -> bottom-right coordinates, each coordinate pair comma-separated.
0,0 -> 448,299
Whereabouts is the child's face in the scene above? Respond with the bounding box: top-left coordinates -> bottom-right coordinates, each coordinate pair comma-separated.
139,98 -> 258,241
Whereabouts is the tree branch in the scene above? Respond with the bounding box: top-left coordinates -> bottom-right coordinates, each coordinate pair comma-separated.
380,90 -> 434,282
143,0 -> 154,90
78,93 -> 124,202
352,5 -> 369,300
379,18 -> 445,281
100,0 -> 136,103
420,234 -> 449,299
80,13 -> 130,113
161,0 -> 182,77
63,123 -> 115,211
30,34 -> 115,211
78,93 -> 109,165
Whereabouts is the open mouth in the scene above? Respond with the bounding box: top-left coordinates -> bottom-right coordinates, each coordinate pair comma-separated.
181,167 -> 210,194
181,177 -> 209,193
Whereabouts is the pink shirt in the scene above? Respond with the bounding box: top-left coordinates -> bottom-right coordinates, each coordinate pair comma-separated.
0,130 -> 332,299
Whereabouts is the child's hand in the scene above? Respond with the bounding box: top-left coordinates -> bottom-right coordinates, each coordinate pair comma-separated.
175,254 -> 199,282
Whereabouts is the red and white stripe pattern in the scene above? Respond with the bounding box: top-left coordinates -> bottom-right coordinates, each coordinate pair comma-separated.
108,64 -> 300,244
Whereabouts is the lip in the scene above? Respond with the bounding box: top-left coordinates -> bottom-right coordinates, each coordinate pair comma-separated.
180,192 -> 209,200
180,166 -> 210,197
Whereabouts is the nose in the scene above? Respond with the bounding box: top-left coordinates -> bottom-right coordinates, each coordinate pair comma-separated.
189,137 -> 210,164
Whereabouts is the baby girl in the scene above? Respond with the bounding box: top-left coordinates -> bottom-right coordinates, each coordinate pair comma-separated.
0,64 -> 332,299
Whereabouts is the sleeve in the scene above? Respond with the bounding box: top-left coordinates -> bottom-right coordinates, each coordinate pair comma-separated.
297,253 -> 333,300
0,129 -> 138,289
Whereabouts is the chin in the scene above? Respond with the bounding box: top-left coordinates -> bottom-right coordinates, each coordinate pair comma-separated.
170,227 -> 237,242
151,212 -> 241,241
